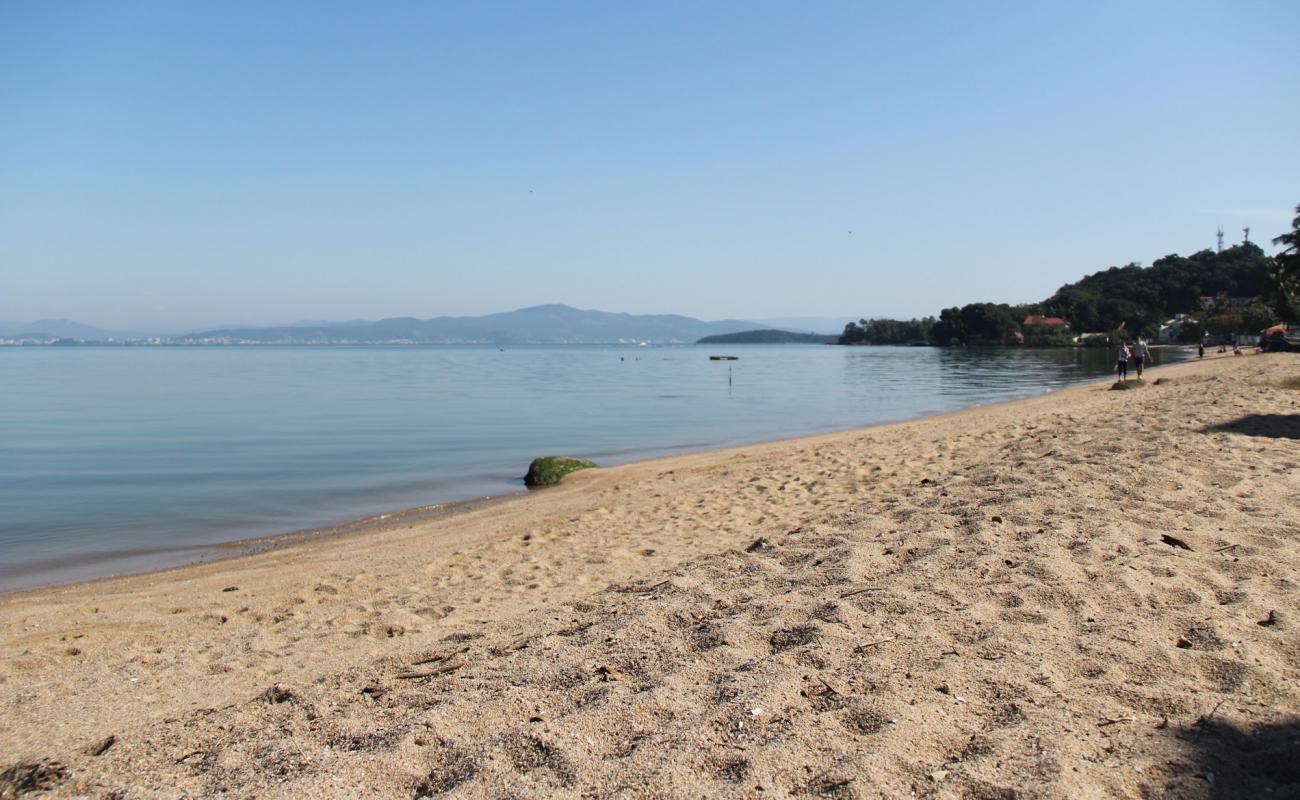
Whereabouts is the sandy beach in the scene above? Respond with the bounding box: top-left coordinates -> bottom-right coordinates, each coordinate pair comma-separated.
2,352 -> 1297,799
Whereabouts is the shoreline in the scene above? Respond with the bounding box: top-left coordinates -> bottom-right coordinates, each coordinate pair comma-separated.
1,349 -> 1200,597
0,493 -> 515,598
3,350 -> 1292,798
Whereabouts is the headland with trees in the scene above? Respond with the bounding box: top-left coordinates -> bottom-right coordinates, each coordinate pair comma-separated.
838,206 -> 1300,347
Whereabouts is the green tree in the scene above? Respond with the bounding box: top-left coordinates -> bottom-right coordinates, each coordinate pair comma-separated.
1269,204 -> 1300,323
1204,303 -> 1275,339
840,321 -> 867,344
932,307 -> 967,345
838,317 -> 935,345
1174,318 -> 1203,344
932,303 -> 1019,345
1022,324 -> 1073,346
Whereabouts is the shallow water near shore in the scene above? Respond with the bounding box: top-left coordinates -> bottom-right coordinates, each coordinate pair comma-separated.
0,344 -> 1188,590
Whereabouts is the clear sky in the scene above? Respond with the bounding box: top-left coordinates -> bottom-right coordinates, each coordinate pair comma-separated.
2,1 -> 1297,331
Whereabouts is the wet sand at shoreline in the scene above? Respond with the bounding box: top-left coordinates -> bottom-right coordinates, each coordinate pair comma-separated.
0,494 -> 517,597
2,352 -> 1297,798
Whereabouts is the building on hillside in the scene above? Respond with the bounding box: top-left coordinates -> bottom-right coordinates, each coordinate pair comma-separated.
1156,314 -> 1199,344
1022,315 -> 1070,328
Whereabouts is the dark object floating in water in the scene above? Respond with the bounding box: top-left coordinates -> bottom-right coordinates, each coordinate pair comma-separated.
709,355 -> 739,361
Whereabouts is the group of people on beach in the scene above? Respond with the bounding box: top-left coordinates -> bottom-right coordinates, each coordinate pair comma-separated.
1194,341 -> 1244,360
1120,337 -> 1250,379
1115,338 -> 1150,381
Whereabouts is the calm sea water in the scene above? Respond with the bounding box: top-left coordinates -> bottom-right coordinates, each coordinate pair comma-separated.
0,344 -> 1188,591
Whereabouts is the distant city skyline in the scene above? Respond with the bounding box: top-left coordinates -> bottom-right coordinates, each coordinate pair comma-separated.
2,2 -> 1297,330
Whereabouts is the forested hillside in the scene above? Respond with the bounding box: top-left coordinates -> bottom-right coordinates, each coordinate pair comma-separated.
840,239 -> 1280,346
1041,243 -> 1271,336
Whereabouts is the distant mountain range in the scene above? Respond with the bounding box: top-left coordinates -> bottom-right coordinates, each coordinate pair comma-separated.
0,319 -> 153,340
180,305 -> 767,344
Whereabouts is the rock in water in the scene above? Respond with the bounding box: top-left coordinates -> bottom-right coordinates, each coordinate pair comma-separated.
524,456 -> 597,487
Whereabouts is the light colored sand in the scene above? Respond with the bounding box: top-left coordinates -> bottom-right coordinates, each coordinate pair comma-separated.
2,352 -> 1298,799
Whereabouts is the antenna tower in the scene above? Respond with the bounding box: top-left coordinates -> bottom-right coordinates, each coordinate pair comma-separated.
1243,226 -> 1250,243
1216,226 -> 1224,253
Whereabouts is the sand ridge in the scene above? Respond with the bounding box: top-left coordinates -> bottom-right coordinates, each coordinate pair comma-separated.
1,352 -> 1298,798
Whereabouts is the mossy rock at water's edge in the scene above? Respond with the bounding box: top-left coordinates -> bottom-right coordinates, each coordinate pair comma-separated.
524,456 -> 598,487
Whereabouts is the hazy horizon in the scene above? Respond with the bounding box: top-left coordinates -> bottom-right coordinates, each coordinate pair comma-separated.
3,2 -> 1297,330
0,306 -> 864,338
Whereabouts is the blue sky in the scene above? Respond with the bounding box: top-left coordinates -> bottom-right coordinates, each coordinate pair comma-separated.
2,1 -> 1297,331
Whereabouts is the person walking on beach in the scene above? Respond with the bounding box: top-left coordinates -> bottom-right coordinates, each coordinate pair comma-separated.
1116,340 -> 1130,381
1132,338 -> 1150,379
1198,342 -> 1204,359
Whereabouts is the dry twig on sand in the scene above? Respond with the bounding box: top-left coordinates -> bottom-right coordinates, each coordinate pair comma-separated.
1192,699 -> 1227,741
395,659 -> 464,680
839,586 -> 885,598
854,637 -> 896,652
410,646 -> 469,666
